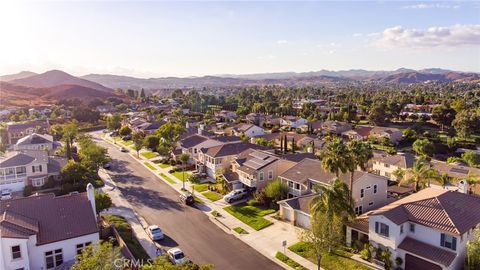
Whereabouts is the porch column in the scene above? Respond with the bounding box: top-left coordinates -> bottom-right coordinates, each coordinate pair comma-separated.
346,227 -> 352,247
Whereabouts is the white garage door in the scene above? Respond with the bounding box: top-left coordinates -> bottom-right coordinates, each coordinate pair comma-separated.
296,212 -> 311,229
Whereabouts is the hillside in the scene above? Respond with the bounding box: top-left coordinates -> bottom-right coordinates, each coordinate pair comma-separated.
10,70 -> 112,92
0,71 -> 38,81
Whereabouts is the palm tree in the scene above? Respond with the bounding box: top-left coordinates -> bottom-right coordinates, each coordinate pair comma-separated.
465,173 -> 480,194
438,173 -> 451,189
347,140 -> 373,200
399,159 -> 438,192
319,138 -> 350,178
179,152 -> 190,190
310,179 -> 353,222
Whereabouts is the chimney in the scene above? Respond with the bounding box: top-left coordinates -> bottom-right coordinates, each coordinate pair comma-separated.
198,124 -> 205,135
86,183 -> 97,221
458,180 -> 469,194
250,137 -> 256,144
186,122 -> 190,129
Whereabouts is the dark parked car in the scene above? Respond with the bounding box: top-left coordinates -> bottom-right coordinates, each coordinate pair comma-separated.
122,135 -> 132,141
180,192 -> 195,206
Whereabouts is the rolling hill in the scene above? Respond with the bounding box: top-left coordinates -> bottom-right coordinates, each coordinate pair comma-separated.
0,71 -> 38,81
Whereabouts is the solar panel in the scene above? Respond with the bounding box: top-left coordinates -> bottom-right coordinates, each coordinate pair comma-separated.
450,167 -> 469,174
250,151 -> 270,160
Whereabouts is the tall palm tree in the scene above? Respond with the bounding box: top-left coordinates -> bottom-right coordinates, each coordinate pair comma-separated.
438,173 -> 451,189
347,140 -> 373,200
310,179 -> 353,222
465,173 -> 480,194
320,138 -> 350,178
400,159 -> 438,192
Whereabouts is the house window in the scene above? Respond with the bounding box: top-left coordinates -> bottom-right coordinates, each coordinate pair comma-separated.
32,178 -> 44,187
32,165 -> 42,173
288,181 -> 293,188
258,172 -> 264,181
369,202 -> 374,206
441,233 -> 457,251
375,222 -> 389,237
400,225 -> 404,234
295,183 -> 300,190
45,249 -> 63,269
354,206 -> 363,215
11,245 -> 21,259
360,189 -> 364,198
385,164 -> 390,168
410,223 -> 415,233
374,185 -> 377,194
76,242 -> 92,255
268,170 -> 273,180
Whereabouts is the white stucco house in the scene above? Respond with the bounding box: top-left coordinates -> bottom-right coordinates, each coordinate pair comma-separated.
0,184 -> 99,270
347,188 -> 480,270
280,116 -> 308,129
231,123 -> 265,138
13,133 -> 55,152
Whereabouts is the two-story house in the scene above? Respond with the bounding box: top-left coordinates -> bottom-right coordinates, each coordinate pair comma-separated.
321,121 -> 352,135
347,188 -> 480,270
230,123 -> 265,138
371,152 -> 416,180
280,116 -> 308,129
278,158 -> 389,228
232,150 -> 296,190
175,134 -> 229,164
6,121 -> 49,145
0,184 -> 99,270
369,127 -> 403,144
342,126 -> 373,141
13,133 -> 55,152
0,150 -> 66,192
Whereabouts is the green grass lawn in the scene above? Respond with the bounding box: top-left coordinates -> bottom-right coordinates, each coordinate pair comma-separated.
159,163 -> 170,168
202,190 -> 223,202
172,171 -> 192,181
102,215 -> 150,261
144,162 -> 156,170
233,227 -> 249,234
289,242 -> 371,270
275,252 -> 307,270
193,183 -> 209,192
121,140 -> 133,146
113,136 -> 122,142
224,204 -> 276,231
193,195 -> 204,204
140,151 -> 158,159
159,173 -> 176,184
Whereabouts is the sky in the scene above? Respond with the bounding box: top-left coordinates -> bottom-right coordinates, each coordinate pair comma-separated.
0,1 -> 479,78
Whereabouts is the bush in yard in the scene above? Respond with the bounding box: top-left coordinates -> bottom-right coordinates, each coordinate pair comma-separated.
360,247 -> 371,261
143,135 -> 160,150
188,174 -> 201,184
95,191 -> 112,214
42,177 -> 56,189
247,199 -> 259,206
119,125 -> 132,136
23,185 -> 33,197
254,191 -> 271,207
264,179 -> 288,204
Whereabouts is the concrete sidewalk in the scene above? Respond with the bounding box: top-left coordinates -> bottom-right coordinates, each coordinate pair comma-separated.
102,134 -> 319,270
99,170 -> 162,259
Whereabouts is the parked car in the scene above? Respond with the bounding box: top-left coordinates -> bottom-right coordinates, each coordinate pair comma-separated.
103,162 -> 112,169
122,135 -> 132,141
120,147 -> 128,152
1,189 -> 12,200
223,189 -> 248,203
102,129 -> 109,133
180,192 -> 195,206
167,248 -> 188,265
147,225 -> 164,241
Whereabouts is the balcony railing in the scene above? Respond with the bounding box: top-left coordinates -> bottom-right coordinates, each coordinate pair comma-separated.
239,176 -> 256,187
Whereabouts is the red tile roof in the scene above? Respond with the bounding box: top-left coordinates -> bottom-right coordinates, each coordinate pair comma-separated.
398,237 -> 456,267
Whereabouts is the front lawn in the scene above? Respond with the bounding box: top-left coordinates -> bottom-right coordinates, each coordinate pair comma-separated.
223,204 -> 276,231
140,151 -> 158,159
121,140 -> 133,146
233,227 -> 249,234
144,162 -> 156,170
193,183 -> 209,192
202,190 -> 223,202
172,171 -> 192,181
289,242 -> 371,270
159,173 -> 176,184
102,215 -> 150,261
275,252 -> 307,270
159,163 -> 170,168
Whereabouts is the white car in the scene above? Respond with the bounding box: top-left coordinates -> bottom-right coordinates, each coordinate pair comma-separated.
147,225 -> 164,241
223,189 -> 248,203
167,248 -> 189,265
1,189 -> 12,200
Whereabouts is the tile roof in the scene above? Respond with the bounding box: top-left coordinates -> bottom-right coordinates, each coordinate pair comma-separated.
431,160 -> 480,179
6,121 -> 48,132
282,153 -> 317,163
0,192 -> 98,245
179,134 -> 208,149
16,133 -> 53,145
398,237 -> 456,267
367,188 -> 480,235
0,150 -> 49,168
201,142 -> 268,158
373,152 -> 416,169
280,194 -> 318,214
222,171 -> 239,183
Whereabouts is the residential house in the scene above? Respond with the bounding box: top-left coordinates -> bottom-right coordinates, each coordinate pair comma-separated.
232,150 -> 296,190
175,134 -> 226,164
96,105 -> 116,113
280,116 -> 308,129
135,121 -> 165,135
369,127 -> 403,144
278,158 -> 389,228
0,150 -> 67,192
371,152 -> 416,180
245,113 -> 268,126
0,184 -> 99,270
297,136 -> 327,154
347,188 -> 480,270
298,121 -> 323,134
342,126 -> 373,141
230,123 -> 265,138
321,121 -> 352,135
6,121 -> 49,145
13,133 -> 55,152
256,132 -> 307,152
215,110 -> 238,122
196,142 -> 269,180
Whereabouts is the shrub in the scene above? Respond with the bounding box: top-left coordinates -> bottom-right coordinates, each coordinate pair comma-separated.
211,210 -> 221,217
254,191 -> 271,206
42,177 -> 56,189
23,185 -> 34,197
395,257 -> 403,266
247,199 -> 259,206
275,252 -> 307,270
188,174 -> 201,184
360,248 -> 371,261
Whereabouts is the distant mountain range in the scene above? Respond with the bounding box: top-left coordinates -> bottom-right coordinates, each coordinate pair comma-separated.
1,68 -> 479,107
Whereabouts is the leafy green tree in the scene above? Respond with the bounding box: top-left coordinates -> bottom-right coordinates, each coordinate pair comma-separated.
438,173 -> 452,189
133,131 -> 145,157
462,151 -> 480,167
453,110 -> 480,138
144,135 -> 160,150
156,122 -> 185,143
431,106 -> 456,131
179,152 -> 190,190
61,160 -> 89,186
78,137 -> 110,171
368,104 -> 387,125
119,125 -> 132,136
106,113 -> 122,131
264,179 -> 288,204
320,138 -> 350,178
412,138 -> 435,158
95,191 -> 112,214
72,241 -> 121,270
399,159 -> 438,192
466,227 -> 480,270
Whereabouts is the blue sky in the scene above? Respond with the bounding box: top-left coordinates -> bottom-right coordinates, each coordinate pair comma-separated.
0,1 -> 479,77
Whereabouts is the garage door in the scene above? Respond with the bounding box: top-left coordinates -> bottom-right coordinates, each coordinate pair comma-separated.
296,212 -> 311,229
206,167 -> 215,179
405,254 -> 442,270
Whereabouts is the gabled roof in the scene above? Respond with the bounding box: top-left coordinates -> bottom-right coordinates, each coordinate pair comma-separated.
0,193 -> 98,245
366,188 -> 480,235
179,134 -> 209,149
16,133 -> 53,145
0,153 -> 36,168
201,142 -> 268,158
398,237 -> 456,267
373,152 -> 416,169
431,160 -> 480,179
279,193 -> 318,214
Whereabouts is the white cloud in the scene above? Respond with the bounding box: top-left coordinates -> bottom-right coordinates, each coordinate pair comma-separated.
402,3 -> 460,9
371,24 -> 480,49
353,33 -> 363,37
257,54 -> 276,60
276,40 -> 288,44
